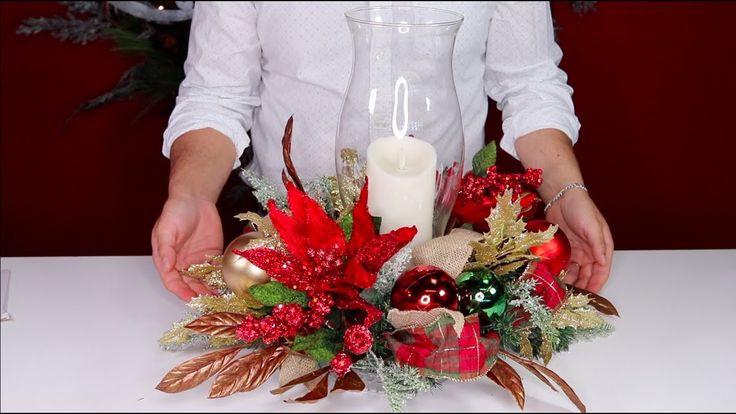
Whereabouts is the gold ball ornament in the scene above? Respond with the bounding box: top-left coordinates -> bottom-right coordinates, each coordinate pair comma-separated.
222,231 -> 270,295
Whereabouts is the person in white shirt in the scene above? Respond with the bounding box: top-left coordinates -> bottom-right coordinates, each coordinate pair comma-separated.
151,1 -> 614,301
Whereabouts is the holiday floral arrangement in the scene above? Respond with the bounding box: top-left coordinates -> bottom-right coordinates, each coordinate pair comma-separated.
156,118 -> 618,412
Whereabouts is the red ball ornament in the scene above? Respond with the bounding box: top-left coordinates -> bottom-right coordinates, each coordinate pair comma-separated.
452,195 -> 496,233
524,261 -> 566,310
391,265 -> 459,311
526,220 -> 572,275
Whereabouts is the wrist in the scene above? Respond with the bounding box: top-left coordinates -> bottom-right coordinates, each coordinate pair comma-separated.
544,182 -> 588,214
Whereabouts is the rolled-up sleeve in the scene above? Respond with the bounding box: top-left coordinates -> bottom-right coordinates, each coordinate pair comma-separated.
162,1 -> 261,169
484,1 -> 581,159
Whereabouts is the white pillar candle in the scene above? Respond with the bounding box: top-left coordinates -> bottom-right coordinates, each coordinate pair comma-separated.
366,136 -> 437,246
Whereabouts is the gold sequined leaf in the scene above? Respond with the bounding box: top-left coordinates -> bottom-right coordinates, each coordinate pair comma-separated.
156,346 -> 243,394
552,307 -> 604,330
565,293 -> 591,309
185,312 -> 249,339
567,285 -> 620,317
540,336 -> 553,366
487,358 -> 525,410
519,331 -> 533,359
189,292 -> 263,313
209,346 -> 287,398
234,212 -> 278,238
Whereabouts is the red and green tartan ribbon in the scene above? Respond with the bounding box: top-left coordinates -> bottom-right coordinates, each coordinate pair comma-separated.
384,313 -> 501,381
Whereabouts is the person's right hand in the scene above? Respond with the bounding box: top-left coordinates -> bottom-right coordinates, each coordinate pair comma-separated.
151,196 -> 223,301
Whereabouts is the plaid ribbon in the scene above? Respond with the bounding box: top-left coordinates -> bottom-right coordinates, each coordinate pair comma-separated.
384,313 -> 500,381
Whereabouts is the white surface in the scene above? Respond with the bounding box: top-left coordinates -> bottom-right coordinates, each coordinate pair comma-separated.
2,251 -> 736,412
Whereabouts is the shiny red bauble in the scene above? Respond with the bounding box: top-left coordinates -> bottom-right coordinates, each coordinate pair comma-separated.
524,261 -> 566,309
453,192 -> 542,233
526,220 -> 572,275
390,265 -> 459,311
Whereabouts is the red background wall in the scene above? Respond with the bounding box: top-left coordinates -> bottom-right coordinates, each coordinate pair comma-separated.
2,1 -> 735,257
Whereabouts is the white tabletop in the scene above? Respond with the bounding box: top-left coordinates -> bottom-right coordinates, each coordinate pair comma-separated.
2,250 -> 736,412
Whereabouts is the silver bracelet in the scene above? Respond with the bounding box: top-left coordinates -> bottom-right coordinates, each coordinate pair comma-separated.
544,183 -> 588,214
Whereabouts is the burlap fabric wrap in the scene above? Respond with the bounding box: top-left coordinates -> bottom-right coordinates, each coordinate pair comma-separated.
411,228 -> 483,277
387,308 -> 466,336
279,352 -> 318,386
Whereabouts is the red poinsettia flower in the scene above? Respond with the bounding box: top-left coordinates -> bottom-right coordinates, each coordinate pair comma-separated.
237,180 -> 416,326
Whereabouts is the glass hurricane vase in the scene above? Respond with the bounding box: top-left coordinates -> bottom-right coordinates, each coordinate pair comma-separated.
336,6 -> 465,246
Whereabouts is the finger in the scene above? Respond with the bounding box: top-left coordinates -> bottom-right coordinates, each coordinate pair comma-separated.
562,262 -> 580,285
584,220 -> 608,267
156,255 -> 198,301
575,262 -> 593,291
586,222 -> 614,293
152,232 -> 197,301
586,259 -> 612,294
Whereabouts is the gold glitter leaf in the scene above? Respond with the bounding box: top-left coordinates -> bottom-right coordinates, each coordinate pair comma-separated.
487,358 -> 525,410
180,256 -> 228,291
209,346 -> 287,398
159,323 -> 195,349
234,212 -> 278,237
552,307 -> 604,330
189,292 -> 263,314
185,312 -> 250,339
567,285 -> 620,317
540,337 -> 553,366
470,190 -> 556,270
519,331 -> 533,359
208,337 -> 244,349
565,293 -> 591,309
156,346 -> 243,394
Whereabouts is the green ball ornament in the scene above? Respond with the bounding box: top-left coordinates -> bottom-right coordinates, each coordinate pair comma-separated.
456,269 -> 507,322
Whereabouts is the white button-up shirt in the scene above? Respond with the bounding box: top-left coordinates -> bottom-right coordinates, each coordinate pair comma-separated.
163,1 -> 580,184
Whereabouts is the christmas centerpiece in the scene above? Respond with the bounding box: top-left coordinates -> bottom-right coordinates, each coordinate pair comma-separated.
156,117 -> 618,412
157,6 -> 616,412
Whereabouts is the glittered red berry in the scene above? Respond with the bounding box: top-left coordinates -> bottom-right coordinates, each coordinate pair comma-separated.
330,352 -> 353,377
344,324 -> 373,355
526,220 -> 572,275
391,265 -> 459,311
524,261 -> 566,310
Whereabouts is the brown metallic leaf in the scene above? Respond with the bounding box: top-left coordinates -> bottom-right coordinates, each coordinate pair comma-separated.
567,285 -> 620,317
281,116 -> 304,191
270,366 -> 331,395
331,370 -> 366,393
185,312 -> 249,339
156,346 -> 242,393
287,372 -> 330,404
501,350 -> 586,413
209,346 -> 287,398
487,358 -> 525,410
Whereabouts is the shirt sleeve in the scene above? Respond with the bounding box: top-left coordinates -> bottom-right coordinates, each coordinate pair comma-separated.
484,1 -> 581,160
162,1 -> 261,169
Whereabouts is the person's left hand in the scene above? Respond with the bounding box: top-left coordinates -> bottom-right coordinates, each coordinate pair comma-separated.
544,188 -> 613,293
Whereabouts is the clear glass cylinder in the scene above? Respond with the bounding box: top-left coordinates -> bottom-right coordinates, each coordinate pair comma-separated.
336,6 -> 465,246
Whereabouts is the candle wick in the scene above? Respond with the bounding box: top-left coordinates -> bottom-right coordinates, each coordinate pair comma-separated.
398,149 -> 408,171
